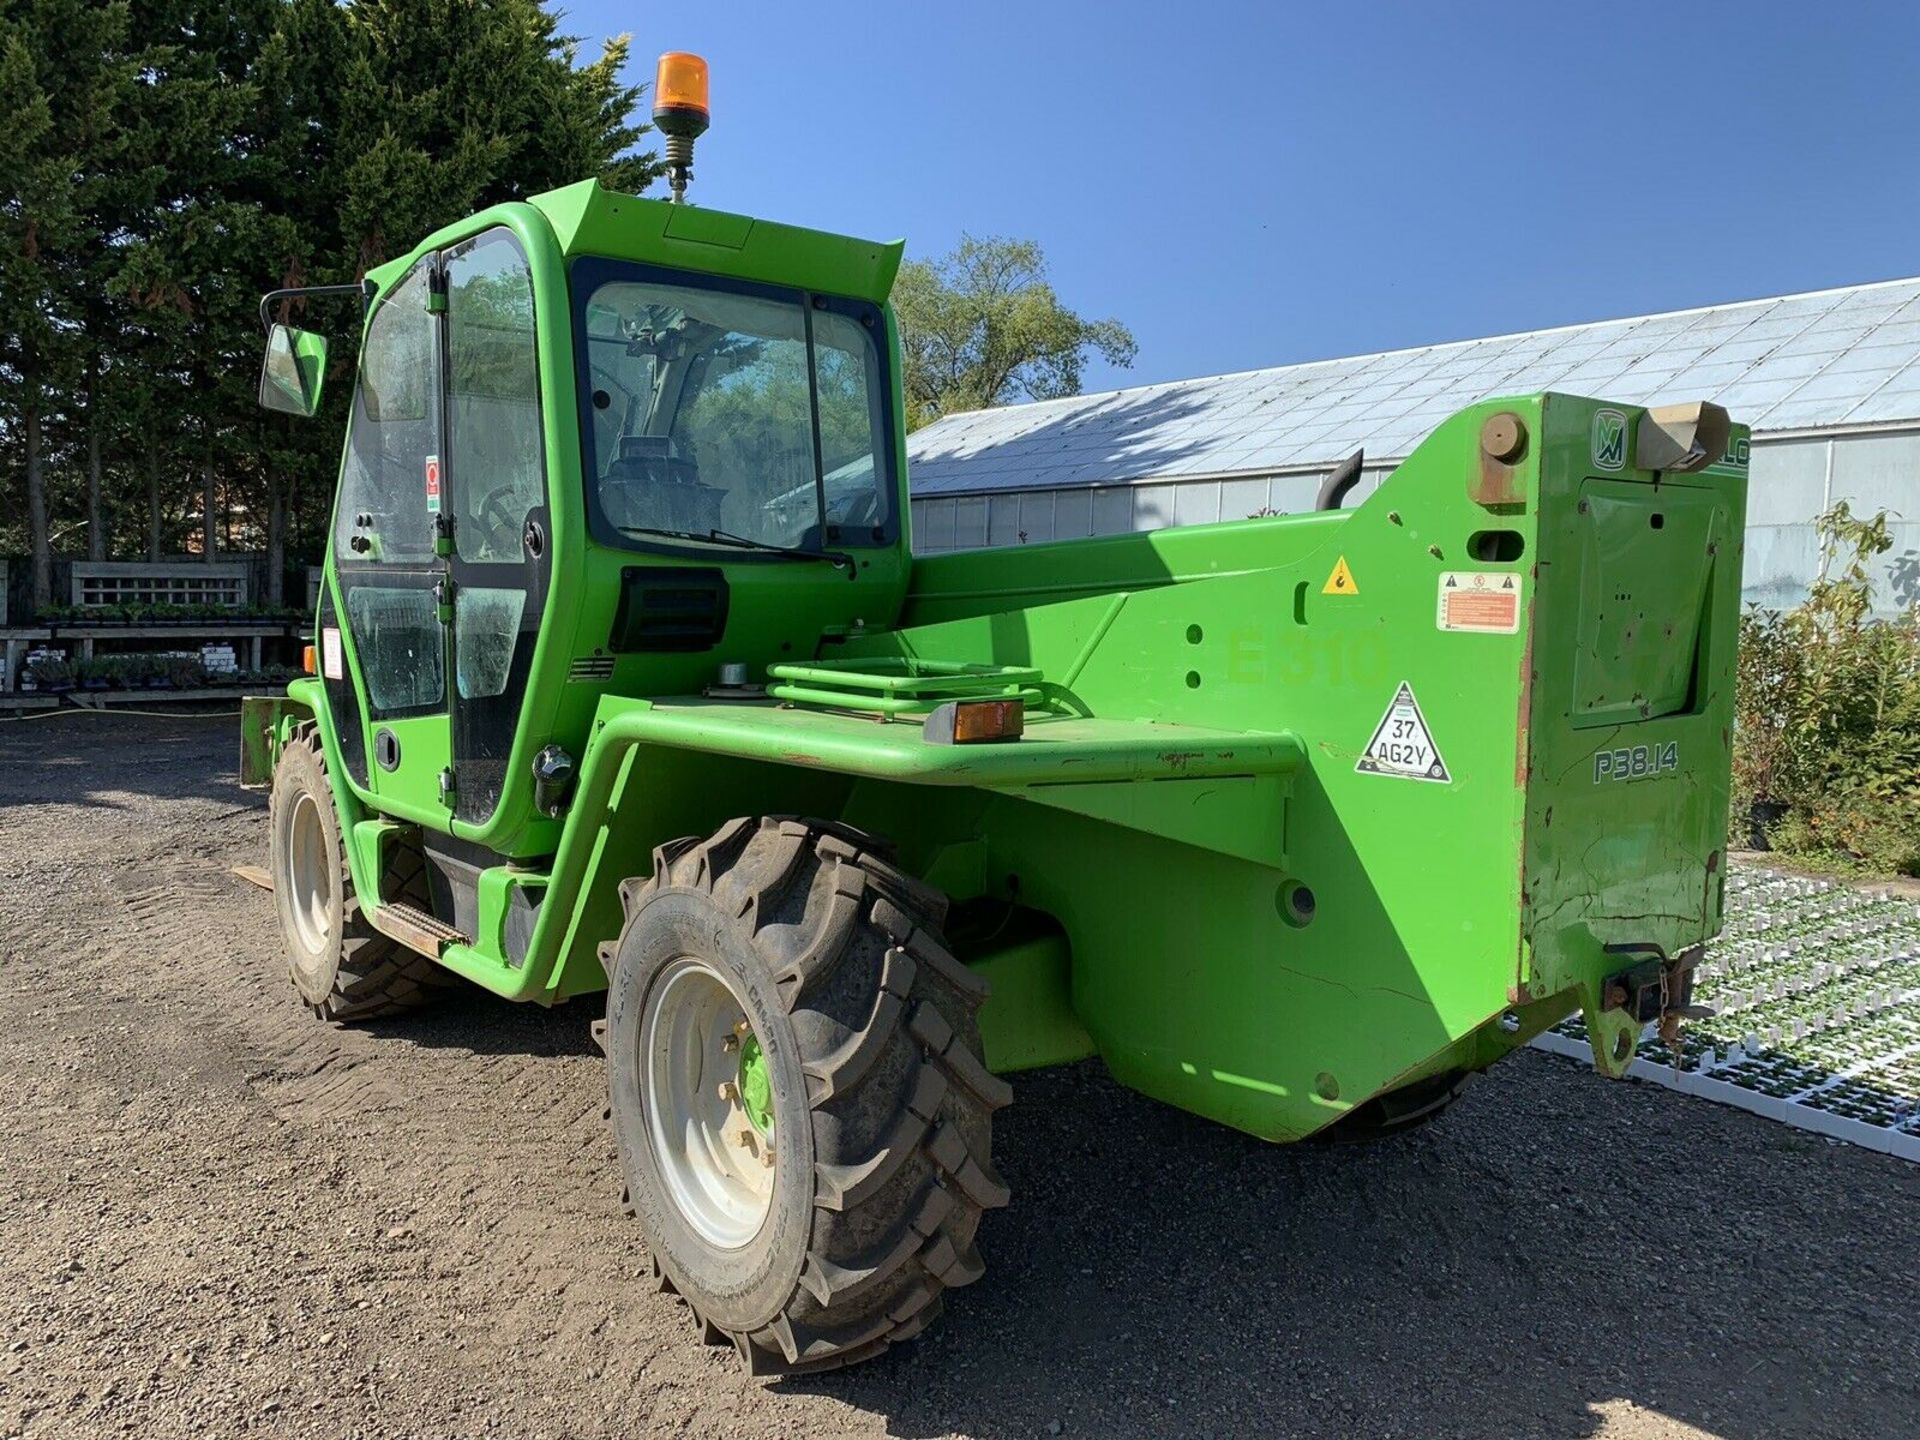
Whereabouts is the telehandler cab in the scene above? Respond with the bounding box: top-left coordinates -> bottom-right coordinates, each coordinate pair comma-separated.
243,52 -> 1747,1374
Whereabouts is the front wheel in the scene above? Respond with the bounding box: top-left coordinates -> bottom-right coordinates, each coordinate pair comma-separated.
266,722 -> 446,1022
605,816 -> 1011,1375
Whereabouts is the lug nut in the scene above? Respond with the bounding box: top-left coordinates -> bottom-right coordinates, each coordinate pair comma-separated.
717,1081 -> 739,1103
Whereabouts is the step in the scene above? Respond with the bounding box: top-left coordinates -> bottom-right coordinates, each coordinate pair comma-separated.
369,901 -> 467,956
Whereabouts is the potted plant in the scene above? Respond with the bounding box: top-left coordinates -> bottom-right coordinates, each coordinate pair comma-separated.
28,655 -> 75,693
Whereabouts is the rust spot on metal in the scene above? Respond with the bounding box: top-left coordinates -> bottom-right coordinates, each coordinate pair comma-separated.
1471,411 -> 1528,505
1513,614 -> 1536,787
1513,596 -> 1538,996
1481,411 -> 1527,462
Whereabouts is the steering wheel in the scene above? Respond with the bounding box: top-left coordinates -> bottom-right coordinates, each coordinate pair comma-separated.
472,486 -> 524,558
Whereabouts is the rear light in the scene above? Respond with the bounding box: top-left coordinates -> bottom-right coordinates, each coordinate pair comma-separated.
923,699 -> 1024,745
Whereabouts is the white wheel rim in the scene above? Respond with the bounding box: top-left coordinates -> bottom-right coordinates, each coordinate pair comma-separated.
286,791 -> 333,954
642,957 -> 776,1249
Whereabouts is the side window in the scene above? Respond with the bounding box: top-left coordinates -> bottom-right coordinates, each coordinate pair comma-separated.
334,260 -> 440,563
455,586 -> 527,700
447,229 -> 542,563
812,307 -> 891,535
346,585 -> 445,715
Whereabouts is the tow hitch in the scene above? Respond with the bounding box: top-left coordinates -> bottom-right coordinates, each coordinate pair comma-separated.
1584,944 -> 1712,1075
1605,943 -> 1708,1028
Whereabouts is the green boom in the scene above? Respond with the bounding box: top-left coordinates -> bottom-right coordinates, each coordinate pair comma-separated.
244,180 -> 1746,1147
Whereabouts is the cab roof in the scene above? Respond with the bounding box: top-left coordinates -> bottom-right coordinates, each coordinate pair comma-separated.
529,180 -> 903,304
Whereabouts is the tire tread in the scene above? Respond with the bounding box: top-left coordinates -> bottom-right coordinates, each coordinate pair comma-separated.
615,814 -> 1008,1375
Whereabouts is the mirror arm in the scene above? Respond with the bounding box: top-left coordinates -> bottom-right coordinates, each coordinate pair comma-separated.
258,280 -> 374,334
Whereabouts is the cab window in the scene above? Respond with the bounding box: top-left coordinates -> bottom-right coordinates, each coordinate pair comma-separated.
334,260 -> 439,564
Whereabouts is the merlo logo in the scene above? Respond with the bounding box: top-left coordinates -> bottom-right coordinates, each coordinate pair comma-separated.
1592,408 -> 1627,471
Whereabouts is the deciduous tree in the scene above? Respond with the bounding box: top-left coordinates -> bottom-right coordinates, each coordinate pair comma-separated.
893,235 -> 1136,431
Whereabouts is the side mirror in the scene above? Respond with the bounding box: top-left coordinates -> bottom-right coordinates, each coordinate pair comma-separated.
258,324 -> 329,417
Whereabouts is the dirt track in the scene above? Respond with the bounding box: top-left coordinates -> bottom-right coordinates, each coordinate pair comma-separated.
2,713 -> 1917,1440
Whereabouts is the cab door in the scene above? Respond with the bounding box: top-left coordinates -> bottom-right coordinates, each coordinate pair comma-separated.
327,256 -> 453,817
441,227 -> 551,832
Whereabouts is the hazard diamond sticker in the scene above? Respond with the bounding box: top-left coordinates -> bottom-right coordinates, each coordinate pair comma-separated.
1356,682 -> 1451,783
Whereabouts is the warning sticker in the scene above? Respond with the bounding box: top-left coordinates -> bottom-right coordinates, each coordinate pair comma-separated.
1322,555 -> 1359,596
1437,570 -> 1521,634
1356,682 -> 1451,783
321,626 -> 344,681
425,454 -> 442,515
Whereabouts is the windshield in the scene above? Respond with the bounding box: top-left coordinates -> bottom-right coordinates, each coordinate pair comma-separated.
575,262 -> 894,552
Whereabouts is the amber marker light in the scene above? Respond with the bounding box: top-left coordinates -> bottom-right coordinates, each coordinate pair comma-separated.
923,699 -> 1026,746
302,644 -> 317,675
653,52 -> 710,204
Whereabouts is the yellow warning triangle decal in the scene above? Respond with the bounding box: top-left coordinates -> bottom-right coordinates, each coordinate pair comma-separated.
1322,555 -> 1359,596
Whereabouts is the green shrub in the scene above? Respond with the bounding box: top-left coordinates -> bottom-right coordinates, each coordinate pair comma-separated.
1733,503 -> 1920,875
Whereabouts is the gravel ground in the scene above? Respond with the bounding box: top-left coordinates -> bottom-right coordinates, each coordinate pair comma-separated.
2,712 -> 1917,1440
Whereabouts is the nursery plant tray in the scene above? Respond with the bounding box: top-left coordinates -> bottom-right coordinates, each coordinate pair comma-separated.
1537,866 -> 1920,1162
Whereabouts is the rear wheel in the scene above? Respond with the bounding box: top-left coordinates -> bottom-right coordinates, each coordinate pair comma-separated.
1319,1069 -> 1474,1143
266,722 -> 447,1022
605,816 -> 1011,1375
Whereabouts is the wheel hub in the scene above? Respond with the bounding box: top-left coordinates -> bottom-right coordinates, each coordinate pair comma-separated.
641,957 -> 776,1249
737,1030 -> 773,1137
284,791 -> 333,954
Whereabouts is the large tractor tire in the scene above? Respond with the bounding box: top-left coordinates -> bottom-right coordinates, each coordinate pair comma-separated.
605,816 -> 1011,1375
267,722 -> 447,1023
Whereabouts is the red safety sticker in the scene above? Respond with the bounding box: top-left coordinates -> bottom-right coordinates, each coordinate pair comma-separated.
425,454 -> 441,514
1436,570 -> 1521,634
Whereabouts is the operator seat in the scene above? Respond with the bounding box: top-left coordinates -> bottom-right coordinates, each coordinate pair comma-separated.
601,435 -> 725,535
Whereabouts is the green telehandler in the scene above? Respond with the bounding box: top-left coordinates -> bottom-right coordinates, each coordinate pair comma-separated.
241,52 -> 1748,1375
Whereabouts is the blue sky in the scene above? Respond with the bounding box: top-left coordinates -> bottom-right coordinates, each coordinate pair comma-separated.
564,0 -> 1920,394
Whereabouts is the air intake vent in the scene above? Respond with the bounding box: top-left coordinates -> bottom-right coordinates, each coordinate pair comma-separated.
608,567 -> 730,654
568,655 -> 615,682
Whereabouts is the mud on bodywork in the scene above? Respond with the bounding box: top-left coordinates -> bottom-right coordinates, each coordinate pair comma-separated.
1518,396 -> 1749,1077
239,694 -> 312,789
